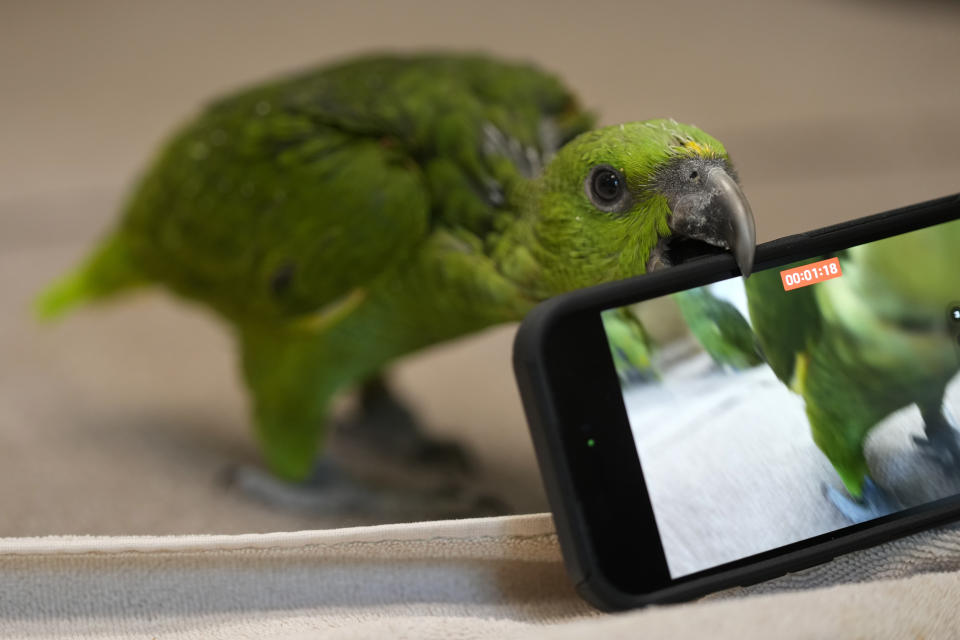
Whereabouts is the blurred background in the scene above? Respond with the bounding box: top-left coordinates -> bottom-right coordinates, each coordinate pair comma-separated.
2,0 -> 959,535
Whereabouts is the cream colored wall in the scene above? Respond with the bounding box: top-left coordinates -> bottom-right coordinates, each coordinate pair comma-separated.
6,1 -> 960,231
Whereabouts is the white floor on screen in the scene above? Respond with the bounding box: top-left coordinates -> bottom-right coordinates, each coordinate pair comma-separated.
624,346 -> 960,579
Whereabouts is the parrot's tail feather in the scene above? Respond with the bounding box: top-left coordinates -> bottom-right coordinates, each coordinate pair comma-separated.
34,233 -> 145,321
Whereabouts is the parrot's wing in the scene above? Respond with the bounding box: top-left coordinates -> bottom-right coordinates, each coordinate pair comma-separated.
602,307 -> 657,382
122,117 -> 431,322
249,55 -> 594,178
745,263 -> 823,385
674,288 -> 764,370
842,222 -> 960,326
118,54 -> 594,323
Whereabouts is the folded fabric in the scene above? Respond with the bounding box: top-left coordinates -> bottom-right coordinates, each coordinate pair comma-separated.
1,512 -> 959,639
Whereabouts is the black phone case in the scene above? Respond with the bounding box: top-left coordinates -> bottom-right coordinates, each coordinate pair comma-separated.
513,192 -> 960,610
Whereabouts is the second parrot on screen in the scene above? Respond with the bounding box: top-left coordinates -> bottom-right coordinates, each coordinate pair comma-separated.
745,220 -> 960,522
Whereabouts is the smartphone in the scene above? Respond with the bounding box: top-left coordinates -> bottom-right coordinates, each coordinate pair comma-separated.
513,193 -> 960,610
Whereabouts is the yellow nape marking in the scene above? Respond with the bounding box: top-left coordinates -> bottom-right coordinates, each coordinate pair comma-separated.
291,288 -> 367,334
682,140 -> 712,156
790,351 -> 809,395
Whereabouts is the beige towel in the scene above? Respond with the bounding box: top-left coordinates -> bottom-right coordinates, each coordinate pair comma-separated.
2,513 -> 960,639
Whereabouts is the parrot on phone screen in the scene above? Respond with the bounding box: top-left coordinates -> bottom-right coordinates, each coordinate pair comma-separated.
745,220 -> 960,522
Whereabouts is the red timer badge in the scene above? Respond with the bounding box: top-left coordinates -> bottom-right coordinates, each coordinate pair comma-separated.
781,257 -> 842,291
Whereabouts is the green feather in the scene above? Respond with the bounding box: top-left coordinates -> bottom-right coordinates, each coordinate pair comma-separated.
602,307 -> 657,383
745,261 -> 823,385
674,288 -> 762,370
34,233 -> 143,320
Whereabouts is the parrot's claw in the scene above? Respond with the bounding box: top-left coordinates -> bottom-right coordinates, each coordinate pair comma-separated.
226,458 -> 509,520
226,378 -> 510,520
332,379 -> 474,478
912,408 -> 960,477
823,477 -> 900,525
619,367 -> 657,386
912,434 -> 960,473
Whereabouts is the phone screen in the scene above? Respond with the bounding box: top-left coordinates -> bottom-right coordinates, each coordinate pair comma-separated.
601,217 -> 960,579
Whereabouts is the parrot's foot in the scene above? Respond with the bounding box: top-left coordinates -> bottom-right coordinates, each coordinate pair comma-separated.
824,477 -> 900,525
331,378 -> 473,479
912,408 -> 960,477
227,458 -> 508,520
618,366 -> 658,386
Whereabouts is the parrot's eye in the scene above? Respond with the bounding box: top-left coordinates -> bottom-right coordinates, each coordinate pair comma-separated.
593,170 -> 621,200
585,165 -> 630,213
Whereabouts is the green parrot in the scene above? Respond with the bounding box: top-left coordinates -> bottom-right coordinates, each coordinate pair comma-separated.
36,53 -> 756,513
745,220 -> 960,522
674,286 -> 763,371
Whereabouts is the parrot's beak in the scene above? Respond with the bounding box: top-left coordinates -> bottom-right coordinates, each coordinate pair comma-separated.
651,166 -> 757,277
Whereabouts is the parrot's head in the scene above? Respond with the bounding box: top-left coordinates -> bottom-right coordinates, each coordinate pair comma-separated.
528,119 -> 755,294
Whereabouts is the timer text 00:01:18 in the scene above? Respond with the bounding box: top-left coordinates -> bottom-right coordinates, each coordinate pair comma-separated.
784,263 -> 837,285
780,257 -> 842,291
